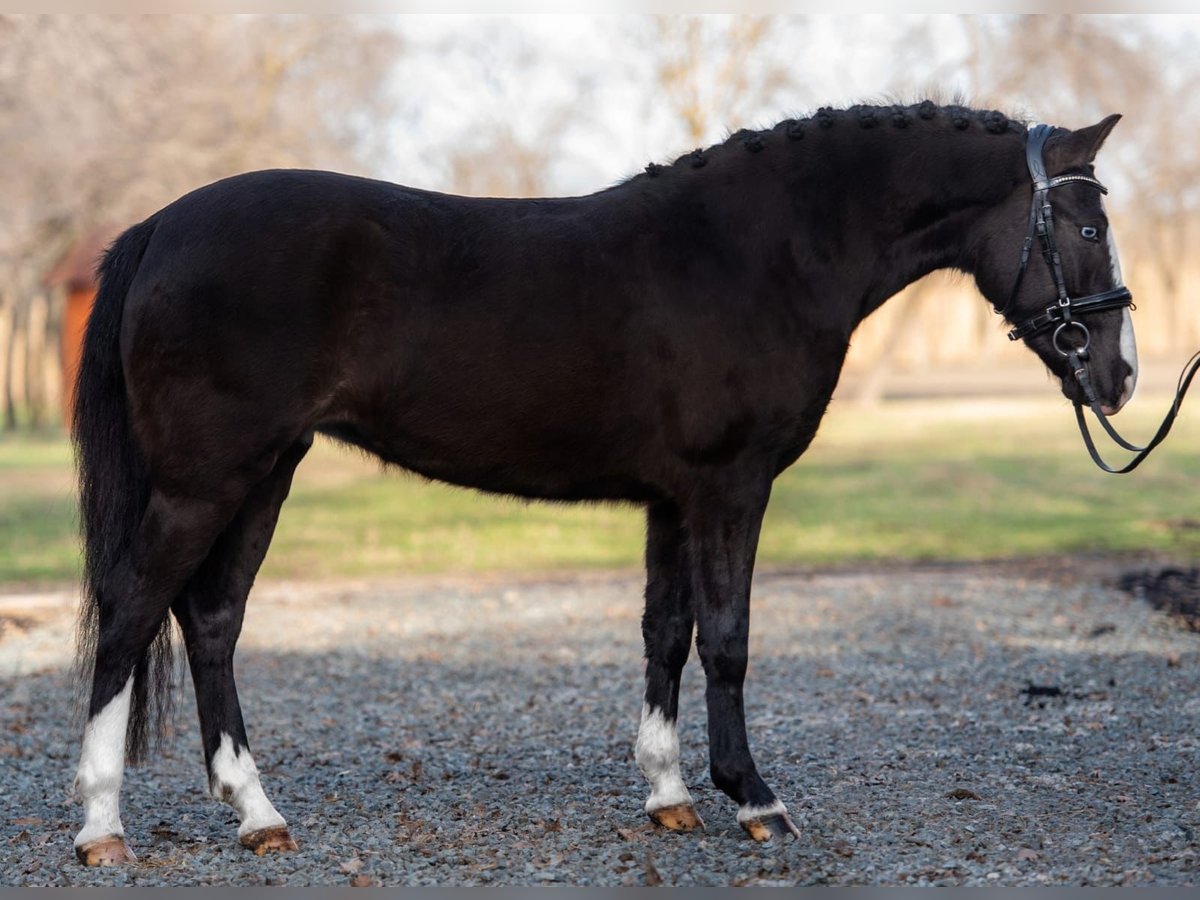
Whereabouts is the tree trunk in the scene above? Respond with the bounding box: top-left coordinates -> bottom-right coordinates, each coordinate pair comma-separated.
4,300 -> 25,430
25,291 -> 47,428
852,283 -> 930,407
43,289 -> 63,430
0,294 -> 11,430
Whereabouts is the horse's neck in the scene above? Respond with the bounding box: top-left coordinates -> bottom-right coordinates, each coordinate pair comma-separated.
827,129 -> 1023,324
695,126 -> 1024,327
612,125 -> 1023,328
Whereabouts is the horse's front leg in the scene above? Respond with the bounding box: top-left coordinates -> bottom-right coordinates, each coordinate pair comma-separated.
636,502 -> 702,831
686,478 -> 801,842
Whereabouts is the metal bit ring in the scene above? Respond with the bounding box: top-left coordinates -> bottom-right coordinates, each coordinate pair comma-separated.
1052,321 -> 1090,357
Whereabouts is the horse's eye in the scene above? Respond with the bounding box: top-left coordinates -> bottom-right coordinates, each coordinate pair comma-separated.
1081,226 -> 1100,242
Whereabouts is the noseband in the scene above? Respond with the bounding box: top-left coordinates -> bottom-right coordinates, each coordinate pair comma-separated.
1002,123 -> 1200,474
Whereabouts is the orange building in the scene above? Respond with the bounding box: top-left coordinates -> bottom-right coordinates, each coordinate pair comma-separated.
44,229 -> 118,428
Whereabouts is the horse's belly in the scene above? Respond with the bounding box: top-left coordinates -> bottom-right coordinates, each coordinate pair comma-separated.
317,407 -> 660,503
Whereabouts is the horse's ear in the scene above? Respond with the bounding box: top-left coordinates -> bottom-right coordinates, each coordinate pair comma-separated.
1047,114 -> 1122,168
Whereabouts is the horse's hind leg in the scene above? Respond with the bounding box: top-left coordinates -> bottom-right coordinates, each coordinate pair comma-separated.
75,484 -> 255,865
171,436 -> 312,855
636,501 -> 703,831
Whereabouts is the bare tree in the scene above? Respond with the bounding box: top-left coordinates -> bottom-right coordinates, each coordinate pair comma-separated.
0,14 -> 403,428
640,15 -> 799,149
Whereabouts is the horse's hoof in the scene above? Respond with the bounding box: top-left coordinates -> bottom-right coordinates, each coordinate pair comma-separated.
240,825 -> 299,856
75,835 -> 138,866
741,811 -> 801,842
648,803 -> 705,832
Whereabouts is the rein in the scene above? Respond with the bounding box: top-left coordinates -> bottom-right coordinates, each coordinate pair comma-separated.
1068,347 -> 1200,473
1003,123 -> 1199,474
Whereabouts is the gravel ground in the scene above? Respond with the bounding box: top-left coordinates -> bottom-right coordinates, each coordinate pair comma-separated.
2,558 -> 1199,886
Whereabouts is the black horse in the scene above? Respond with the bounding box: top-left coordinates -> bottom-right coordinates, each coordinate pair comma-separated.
70,101 -> 1135,864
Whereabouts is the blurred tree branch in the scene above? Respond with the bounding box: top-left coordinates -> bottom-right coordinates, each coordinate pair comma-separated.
0,14 -> 402,427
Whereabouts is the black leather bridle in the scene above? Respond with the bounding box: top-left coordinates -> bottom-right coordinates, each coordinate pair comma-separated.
999,123 -> 1133,347
1002,123 -> 1200,474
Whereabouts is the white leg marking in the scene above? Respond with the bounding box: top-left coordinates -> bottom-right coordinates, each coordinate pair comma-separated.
209,732 -> 287,837
635,703 -> 693,812
74,675 -> 133,848
736,799 -> 788,824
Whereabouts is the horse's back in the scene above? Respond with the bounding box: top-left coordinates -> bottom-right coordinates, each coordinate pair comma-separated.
112,172 -> 667,498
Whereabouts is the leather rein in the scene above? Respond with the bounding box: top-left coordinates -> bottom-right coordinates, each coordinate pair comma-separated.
1001,123 -> 1200,474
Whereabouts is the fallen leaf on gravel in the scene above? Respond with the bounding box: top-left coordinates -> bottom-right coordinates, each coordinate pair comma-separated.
140,854 -> 184,868
11,817 -> 42,826
1017,848 -> 1040,862
830,840 -> 854,858
643,851 -> 663,886
946,788 -> 980,800
340,857 -> 364,874
350,874 -> 378,887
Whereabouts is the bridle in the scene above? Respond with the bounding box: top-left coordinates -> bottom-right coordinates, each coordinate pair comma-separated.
1001,123 -> 1200,474
999,124 -> 1133,348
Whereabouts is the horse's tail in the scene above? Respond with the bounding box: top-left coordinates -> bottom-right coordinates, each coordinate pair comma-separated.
72,215 -> 167,762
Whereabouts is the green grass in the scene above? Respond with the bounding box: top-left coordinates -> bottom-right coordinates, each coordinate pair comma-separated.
2,391 -> 1198,588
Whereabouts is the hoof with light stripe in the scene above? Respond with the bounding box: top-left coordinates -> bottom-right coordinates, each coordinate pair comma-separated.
240,825 -> 298,855
648,803 -> 705,832
75,835 -> 137,866
741,811 -> 801,842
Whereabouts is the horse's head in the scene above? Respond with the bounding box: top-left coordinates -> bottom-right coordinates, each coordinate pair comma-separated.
976,115 -> 1136,415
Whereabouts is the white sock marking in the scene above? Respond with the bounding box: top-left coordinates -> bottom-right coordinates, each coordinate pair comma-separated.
209,732 -> 287,837
74,675 -> 133,848
635,703 -> 693,812
737,799 -> 788,823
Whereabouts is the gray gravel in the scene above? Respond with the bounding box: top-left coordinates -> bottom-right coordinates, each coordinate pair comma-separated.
2,559 -> 1199,886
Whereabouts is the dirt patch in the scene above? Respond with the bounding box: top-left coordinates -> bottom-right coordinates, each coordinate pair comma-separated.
1119,568 -> 1200,632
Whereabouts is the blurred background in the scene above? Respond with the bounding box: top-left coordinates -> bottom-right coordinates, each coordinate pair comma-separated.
2,13 -> 1199,588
